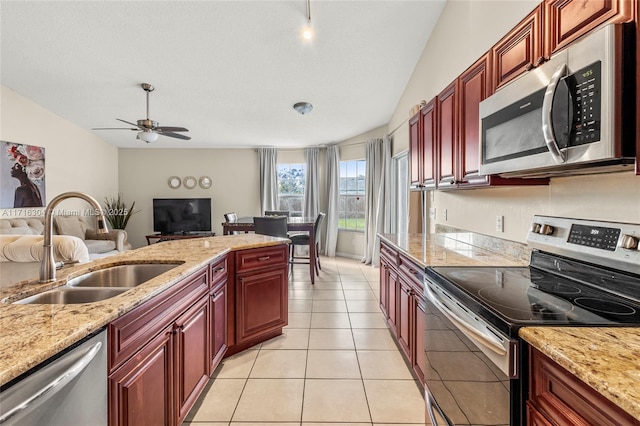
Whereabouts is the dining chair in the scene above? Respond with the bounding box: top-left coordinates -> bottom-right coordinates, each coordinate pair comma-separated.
224,212 -> 238,223
264,210 -> 290,217
253,216 -> 289,239
289,212 -> 325,276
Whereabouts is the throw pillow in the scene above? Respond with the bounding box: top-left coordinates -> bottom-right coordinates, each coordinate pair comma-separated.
54,216 -> 87,240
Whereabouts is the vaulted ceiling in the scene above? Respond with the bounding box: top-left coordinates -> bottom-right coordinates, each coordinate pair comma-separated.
1,1 -> 445,148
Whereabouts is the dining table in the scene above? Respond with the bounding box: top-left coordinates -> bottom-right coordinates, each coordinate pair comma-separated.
222,216 -> 318,283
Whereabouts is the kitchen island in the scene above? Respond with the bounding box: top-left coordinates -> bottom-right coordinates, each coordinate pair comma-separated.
0,234 -> 289,387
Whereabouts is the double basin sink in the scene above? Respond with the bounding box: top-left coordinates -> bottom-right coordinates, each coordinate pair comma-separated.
13,263 -> 182,305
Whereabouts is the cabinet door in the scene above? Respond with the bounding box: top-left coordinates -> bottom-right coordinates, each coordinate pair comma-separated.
210,280 -> 228,372
409,112 -> 423,188
387,267 -> 399,336
397,279 -> 412,360
412,296 -> 426,385
457,53 -> 492,187
436,81 -> 457,187
421,99 -> 438,189
236,268 -> 288,344
492,5 -> 544,89
379,260 -> 390,318
109,326 -> 174,426
545,0 -> 636,54
175,295 -> 210,424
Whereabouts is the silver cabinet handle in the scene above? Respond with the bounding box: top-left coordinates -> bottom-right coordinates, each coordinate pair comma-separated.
424,283 -> 506,356
542,64 -> 567,164
0,340 -> 103,424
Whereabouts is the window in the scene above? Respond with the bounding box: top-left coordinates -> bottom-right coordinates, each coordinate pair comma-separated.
277,163 -> 305,216
339,159 -> 366,231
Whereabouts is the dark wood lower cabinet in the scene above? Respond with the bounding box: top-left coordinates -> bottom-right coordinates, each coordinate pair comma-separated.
209,279 -> 227,372
528,346 -> 638,425
175,295 -> 210,424
108,324 -> 174,426
397,279 -> 413,358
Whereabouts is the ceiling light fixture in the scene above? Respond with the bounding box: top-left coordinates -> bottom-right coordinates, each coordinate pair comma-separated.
302,0 -> 313,40
137,130 -> 159,143
293,102 -> 313,115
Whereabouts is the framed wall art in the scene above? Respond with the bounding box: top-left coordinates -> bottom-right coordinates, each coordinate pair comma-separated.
1,141 -> 46,209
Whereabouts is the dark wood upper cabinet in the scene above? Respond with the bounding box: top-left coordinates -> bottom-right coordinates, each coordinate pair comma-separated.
421,99 -> 438,189
409,112 -> 422,188
436,81 -> 457,187
457,53 -> 493,186
544,0 -> 636,54
492,5 -> 544,90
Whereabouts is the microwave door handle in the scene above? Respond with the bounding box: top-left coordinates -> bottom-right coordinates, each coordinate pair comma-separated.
542,64 -> 567,164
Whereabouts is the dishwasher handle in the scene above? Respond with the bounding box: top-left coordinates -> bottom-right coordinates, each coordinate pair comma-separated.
0,340 -> 103,424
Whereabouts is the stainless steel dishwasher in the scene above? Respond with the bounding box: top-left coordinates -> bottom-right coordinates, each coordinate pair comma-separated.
0,329 -> 107,426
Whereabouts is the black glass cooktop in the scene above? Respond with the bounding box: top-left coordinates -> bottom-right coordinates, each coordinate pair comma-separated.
429,262 -> 640,325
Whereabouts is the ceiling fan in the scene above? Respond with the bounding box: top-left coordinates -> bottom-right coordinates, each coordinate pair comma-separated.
93,83 -> 190,143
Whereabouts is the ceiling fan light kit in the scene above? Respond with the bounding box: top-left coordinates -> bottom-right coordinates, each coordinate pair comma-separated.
92,83 -> 190,143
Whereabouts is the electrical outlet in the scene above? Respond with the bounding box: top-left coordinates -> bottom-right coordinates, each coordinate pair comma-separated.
443,209 -> 448,221
496,215 -> 504,232
429,208 -> 436,219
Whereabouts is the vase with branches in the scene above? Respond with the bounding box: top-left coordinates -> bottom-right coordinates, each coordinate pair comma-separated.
103,194 -> 139,230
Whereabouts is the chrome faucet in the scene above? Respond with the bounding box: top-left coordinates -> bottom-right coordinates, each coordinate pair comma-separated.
40,191 -> 109,283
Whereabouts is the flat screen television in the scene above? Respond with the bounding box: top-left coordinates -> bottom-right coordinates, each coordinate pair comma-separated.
153,198 -> 212,235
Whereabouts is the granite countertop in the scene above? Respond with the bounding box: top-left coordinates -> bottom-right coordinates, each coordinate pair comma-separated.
520,327 -> 640,420
0,234 -> 288,386
378,232 -> 529,268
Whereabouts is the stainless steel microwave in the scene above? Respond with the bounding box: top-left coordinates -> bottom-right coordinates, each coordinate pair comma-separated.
479,23 -> 636,178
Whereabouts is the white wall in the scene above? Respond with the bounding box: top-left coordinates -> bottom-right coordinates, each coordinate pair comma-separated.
0,85 -> 118,215
118,148 -> 261,248
387,1 -> 640,243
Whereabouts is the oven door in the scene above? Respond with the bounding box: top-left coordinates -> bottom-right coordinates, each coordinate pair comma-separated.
424,278 -> 517,426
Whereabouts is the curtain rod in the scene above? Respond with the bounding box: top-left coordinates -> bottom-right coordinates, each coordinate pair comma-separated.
254,146 -> 327,152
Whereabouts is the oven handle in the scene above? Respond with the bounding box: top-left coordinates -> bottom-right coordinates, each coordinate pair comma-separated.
542,63 -> 567,164
425,383 -> 454,426
424,283 -> 507,356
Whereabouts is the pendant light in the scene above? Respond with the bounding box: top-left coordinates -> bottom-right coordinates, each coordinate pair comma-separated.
302,0 -> 313,40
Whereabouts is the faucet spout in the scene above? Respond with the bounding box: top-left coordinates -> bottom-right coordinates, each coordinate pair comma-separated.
40,191 -> 109,283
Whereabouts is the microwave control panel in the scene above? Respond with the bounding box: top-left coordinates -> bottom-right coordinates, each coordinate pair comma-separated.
568,61 -> 601,145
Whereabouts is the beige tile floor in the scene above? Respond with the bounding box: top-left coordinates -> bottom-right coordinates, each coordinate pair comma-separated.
185,256 -> 427,426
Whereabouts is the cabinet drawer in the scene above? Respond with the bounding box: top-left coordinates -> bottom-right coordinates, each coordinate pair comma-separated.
108,267 -> 208,373
209,256 -> 228,287
380,242 -> 399,267
398,254 -> 424,294
235,245 -> 288,273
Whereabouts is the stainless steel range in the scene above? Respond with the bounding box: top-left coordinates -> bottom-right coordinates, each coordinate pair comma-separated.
423,215 -> 640,426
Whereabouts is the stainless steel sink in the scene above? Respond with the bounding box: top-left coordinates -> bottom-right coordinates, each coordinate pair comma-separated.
66,263 -> 182,288
13,288 -> 128,304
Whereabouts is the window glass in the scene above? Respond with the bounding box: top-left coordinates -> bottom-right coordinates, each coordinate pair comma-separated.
339,159 -> 366,231
277,163 -> 305,216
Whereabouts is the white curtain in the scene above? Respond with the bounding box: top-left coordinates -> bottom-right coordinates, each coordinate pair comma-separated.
372,135 -> 392,266
303,148 -> 319,218
324,145 -> 340,257
258,148 -> 278,214
362,138 -> 383,265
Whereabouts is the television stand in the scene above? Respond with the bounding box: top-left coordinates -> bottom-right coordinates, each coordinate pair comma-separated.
145,232 -> 215,245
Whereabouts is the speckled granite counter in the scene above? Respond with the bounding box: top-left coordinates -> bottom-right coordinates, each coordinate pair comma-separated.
378,232 -> 529,268
520,327 -> 640,420
0,234 -> 288,386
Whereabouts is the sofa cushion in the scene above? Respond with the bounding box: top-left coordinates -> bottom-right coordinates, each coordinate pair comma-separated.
0,218 -> 44,235
54,216 -> 87,240
83,239 -> 116,254
0,235 -> 90,263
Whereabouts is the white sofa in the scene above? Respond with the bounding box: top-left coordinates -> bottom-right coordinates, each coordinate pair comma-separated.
0,216 -> 130,259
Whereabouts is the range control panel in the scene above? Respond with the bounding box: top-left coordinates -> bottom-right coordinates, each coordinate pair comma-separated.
527,215 -> 640,275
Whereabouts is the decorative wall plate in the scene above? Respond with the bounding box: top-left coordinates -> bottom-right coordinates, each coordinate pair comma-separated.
199,176 -> 212,189
168,176 -> 181,189
183,176 -> 197,189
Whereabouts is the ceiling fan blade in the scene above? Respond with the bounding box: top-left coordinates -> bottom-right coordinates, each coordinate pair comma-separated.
116,118 -> 140,127
92,127 -> 138,130
156,126 -> 189,132
159,131 -> 191,140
